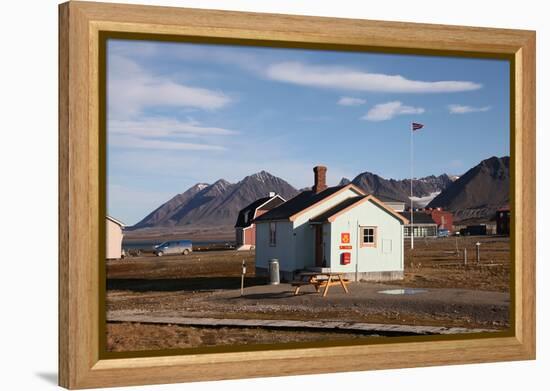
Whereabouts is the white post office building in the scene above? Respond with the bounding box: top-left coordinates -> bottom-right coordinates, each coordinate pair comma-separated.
254,166 -> 408,281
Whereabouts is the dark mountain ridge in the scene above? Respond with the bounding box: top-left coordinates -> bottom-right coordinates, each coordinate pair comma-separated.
131,171 -> 298,229
130,157 -> 509,230
350,172 -> 453,205
428,156 -> 510,222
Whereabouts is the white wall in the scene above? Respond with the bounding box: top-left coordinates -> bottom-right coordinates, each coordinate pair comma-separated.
255,221 -> 295,271
258,187 -> 362,272
106,219 -> 123,259
292,187 -> 362,269
1,1 -> 546,391
328,200 -> 404,273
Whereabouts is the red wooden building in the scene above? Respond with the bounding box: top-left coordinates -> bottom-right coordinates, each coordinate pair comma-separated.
424,208 -> 454,231
235,193 -> 286,250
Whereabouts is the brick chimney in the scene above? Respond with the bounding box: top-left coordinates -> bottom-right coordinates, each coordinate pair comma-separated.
313,166 -> 327,194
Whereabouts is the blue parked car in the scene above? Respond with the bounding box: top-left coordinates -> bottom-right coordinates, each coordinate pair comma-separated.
438,229 -> 450,238
153,240 -> 193,256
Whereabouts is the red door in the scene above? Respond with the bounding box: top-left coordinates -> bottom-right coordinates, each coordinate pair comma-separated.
315,225 -> 324,267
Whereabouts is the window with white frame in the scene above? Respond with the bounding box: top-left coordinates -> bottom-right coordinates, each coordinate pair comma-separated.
360,226 -> 377,247
269,222 -> 277,246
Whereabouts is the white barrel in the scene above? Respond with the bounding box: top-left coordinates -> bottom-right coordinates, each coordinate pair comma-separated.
268,259 -> 280,285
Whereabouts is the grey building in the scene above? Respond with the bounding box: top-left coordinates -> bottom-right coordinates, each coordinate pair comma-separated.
399,211 -> 438,238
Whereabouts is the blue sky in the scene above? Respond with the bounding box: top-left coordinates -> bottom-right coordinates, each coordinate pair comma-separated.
107,39 -> 510,225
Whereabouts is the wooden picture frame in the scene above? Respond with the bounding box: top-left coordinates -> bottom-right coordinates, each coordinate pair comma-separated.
59,1 -> 536,389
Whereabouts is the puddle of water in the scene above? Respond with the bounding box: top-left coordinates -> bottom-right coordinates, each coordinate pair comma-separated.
378,288 -> 428,295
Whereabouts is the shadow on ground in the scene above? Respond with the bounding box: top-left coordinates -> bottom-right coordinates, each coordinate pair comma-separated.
35,372 -> 57,385
107,276 -> 268,292
235,291 -> 315,300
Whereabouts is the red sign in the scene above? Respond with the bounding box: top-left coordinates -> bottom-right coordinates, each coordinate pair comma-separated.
339,245 -> 353,250
341,252 -> 351,265
341,232 -> 350,244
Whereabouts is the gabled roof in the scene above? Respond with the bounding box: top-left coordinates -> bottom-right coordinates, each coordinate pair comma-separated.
254,184 -> 366,223
235,195 -> 285,228
309,195 -> 409,224
309,196 -> 366,223
107,215 -> 125,227
399,211 -> 436,224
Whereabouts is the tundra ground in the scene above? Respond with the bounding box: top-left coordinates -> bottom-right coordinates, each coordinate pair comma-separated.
106,236 -> 510,351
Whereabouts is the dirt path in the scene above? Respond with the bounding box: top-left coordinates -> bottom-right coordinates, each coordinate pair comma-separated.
108,314 -> 495,335
108,282 -> 510,330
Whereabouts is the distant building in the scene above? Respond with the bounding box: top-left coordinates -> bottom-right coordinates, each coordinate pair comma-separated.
460,225 -> 488,236
254,166 -> 408,281
424,208 -> 454,231
235,193 -> 286,250
399,207 -> 454,237
376,195 -> 406,212
496,206 -> 510,235
400,211 -> 438,238
106,216 -> 124,259
485,223 -> 497,235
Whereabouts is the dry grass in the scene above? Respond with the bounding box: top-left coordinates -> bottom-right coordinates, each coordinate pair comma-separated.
397,236 -> 510,292
108,236 -> 510,292
108,249 -> 255,279
105,236 -> 510,351
107,322 -> 363,352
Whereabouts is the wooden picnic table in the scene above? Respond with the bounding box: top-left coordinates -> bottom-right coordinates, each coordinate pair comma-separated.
291,271 -> 350,297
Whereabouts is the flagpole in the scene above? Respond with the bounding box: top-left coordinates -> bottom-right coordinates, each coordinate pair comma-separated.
410,123 -> 414,250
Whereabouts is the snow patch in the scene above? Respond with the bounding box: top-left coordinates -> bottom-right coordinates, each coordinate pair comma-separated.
408,191 -> 441,207
251,171 -> 272,183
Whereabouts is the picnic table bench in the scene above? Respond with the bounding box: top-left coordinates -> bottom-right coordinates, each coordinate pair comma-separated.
290,271 -> 350,297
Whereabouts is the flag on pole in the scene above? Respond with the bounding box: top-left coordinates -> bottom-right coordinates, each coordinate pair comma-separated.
409,122 -> 423,249
412,122 -> 424,131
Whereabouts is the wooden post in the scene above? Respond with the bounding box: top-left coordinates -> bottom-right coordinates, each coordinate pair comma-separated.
476,242 -> 481,263
463,248 -> 467,266
240,260 -> 246,296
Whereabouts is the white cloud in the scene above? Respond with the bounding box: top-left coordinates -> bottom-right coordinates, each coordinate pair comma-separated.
266,62 -> 482,93
448,104 -> 491,114
111,41 -> 270,73
107,55 -> 237,152
362,101 -> 425,121
109,135 -> 226,151
338,96 -> 366,106
108,55 -> 232,118
109,117 -> 238,138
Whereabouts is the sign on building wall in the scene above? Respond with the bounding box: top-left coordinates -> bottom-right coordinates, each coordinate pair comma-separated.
340,232 -> 352,250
